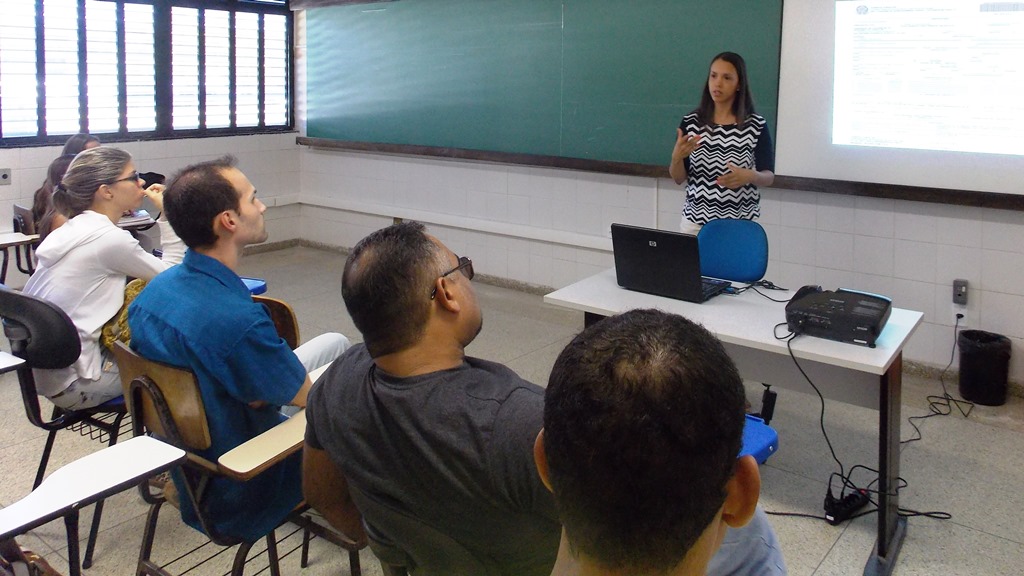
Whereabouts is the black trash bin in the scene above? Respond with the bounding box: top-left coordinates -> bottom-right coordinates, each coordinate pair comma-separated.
958,330 -> 1011,406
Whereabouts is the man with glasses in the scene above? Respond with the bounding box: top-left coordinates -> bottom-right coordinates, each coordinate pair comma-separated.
128,156 -> 350,543
303,221 -> 785,576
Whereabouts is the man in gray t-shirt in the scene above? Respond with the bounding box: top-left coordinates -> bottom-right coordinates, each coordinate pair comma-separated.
302,221 -> 786,576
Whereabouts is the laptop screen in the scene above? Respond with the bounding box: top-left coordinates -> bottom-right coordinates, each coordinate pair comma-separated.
610,223 -> 707,303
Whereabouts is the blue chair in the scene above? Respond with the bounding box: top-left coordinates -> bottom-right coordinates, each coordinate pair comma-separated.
697,220 -> 778,424
697,218 -> 769,283
241,276 -> 268,295
740,414 -> 778,464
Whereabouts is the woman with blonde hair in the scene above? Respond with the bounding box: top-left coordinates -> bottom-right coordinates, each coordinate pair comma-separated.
24,147 -> 184,410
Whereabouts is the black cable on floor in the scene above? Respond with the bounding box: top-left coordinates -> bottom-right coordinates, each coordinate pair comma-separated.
773,324 -> 847,480
768,324 -> 953,526
902,315 -> 974,445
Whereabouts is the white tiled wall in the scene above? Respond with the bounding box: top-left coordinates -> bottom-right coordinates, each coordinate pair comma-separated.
4,137 -> 1022,381
297,148 -> 1024,383
0,134 -> 302,287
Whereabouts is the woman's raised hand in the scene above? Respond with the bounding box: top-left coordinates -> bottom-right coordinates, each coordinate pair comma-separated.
672,128 -> 702,162
143,183 -> 166,213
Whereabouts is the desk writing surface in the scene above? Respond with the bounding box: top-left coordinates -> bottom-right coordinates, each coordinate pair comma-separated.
0,351 -> 25,373
0,232 -> 39,247
216,364 -> 332,479
0,437 -> 185,539
543,268 -> 923,377
218,411 -> 306,480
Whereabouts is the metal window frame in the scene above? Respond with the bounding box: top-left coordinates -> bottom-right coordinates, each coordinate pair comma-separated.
0,0 -> 292,147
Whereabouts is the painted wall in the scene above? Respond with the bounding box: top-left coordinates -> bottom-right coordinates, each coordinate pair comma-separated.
4,133 -> 1020,380
0,133 -> 302,288
289,9 -> 1022,380
3,8 -> 1020,385
297,147 -> 1024,383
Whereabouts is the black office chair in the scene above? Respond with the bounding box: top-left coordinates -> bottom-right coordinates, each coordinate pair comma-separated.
0,284 -> 128,570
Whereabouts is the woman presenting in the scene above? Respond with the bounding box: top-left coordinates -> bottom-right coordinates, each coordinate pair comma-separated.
669,52 -> 775,235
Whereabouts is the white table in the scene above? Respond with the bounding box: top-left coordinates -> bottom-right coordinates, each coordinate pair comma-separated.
0,232 -> 39,283
0,436 -> 186,576
544,269 -> 923,576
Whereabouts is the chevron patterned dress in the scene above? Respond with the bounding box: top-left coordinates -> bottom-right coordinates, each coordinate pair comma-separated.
679,113 -> 774,225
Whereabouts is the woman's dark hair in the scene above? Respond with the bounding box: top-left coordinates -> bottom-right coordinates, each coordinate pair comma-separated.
692,51 -> 756,126
61,133 -> 101,156
52,147 -> 133,219
32,154 -> 77,226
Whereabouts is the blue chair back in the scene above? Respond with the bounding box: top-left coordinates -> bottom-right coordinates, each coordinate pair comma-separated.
241,276 -> 267,295
697,219 -> 768,283
740,414 -> 778,464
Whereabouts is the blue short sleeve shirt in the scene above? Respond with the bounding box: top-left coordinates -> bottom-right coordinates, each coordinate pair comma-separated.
128,250 -> 306,542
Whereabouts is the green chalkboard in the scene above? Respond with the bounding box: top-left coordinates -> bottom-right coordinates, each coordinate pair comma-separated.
306,0 -> 782,169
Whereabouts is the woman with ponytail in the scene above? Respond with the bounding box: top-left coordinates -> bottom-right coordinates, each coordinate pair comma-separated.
32,153 -> 76,240
23,147 -> 185,410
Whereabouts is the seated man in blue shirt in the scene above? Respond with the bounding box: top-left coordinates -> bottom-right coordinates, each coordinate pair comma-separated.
537,308 -> 762,576
129,155 -> 350,543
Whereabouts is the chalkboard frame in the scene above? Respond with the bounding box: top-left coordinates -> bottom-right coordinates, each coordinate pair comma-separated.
303,0 -> 783,169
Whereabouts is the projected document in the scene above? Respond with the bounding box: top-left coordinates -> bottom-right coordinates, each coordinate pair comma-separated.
833,1 -> 1024,155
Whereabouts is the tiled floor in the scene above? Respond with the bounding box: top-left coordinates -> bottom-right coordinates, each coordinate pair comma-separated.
2,245 -> 1023,575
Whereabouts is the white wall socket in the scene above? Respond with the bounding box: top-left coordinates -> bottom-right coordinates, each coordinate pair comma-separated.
0,168 -> 11,186
953,303 -> 969,329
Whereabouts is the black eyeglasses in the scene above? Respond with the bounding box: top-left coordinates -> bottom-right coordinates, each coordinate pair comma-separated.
430,256 -> 474,299
109,170 -> 140,185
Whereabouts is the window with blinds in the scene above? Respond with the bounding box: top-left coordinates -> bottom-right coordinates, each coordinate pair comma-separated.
0,0 -> 292,145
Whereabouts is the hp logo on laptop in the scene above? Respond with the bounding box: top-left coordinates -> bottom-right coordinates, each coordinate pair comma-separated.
649,241 -> 657,247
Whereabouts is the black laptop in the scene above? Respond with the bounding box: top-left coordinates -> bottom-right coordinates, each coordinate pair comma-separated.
610,223 -> 730,303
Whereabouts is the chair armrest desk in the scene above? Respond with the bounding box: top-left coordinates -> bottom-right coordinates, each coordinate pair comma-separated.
217,364 -> 330,481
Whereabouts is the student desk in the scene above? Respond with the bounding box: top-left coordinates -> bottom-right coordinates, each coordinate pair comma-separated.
544,268 -> 923,576
0,232 -> 39,284
216,364 -> 329,479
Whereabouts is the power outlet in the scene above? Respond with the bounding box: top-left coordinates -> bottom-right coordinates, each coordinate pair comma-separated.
0,168 -> 11,186
953,304 -> 969,330
953,279 -> 969,305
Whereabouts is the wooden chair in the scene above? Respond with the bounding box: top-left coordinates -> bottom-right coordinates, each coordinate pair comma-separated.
110,341 -> 365,576
347,484 -> 487,576
0,285 -> 129,570
253,294 -> 300,350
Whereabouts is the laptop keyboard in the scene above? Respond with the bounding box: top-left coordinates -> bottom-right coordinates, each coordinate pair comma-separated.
701,277 -> 730,300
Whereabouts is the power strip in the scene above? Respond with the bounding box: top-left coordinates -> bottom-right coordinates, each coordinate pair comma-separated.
824,489 -> 870,525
